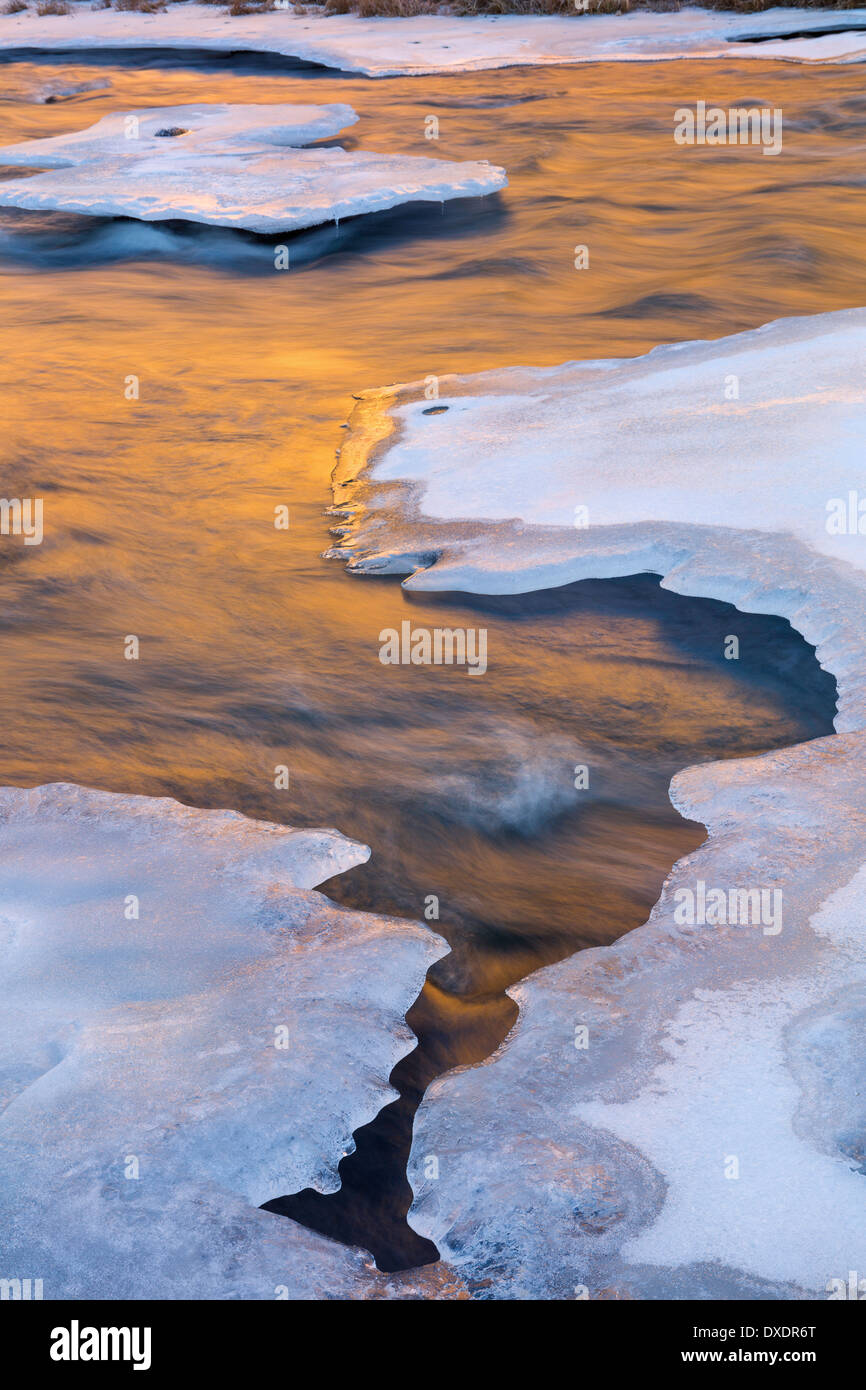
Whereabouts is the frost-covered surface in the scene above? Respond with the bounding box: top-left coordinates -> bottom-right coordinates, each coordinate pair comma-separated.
3,5 -> 866,77
329,306 -> 866,1298
0,783 -> 452,1299
331,308 -> 866,724
336,310 -> 865,553
0,103 -> 505,232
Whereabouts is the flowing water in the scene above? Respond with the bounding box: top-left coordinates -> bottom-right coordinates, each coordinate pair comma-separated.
0,49 -> 853,1269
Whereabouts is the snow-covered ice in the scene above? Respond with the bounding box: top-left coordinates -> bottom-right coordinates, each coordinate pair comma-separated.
354,310 -> 865,552
0,103 -> 506,232
329,306 -> 866,1298
0,783 -> 450,1298
330,308 -> 866,722
3,5 -> 866,77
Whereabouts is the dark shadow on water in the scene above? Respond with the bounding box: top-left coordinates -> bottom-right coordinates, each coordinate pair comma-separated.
0,194 -> 508,272
732,24 -> 866,43
0,47 -> 339,77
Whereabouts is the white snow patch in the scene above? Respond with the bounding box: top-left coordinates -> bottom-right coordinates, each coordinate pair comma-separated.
0,103 -> 506,232
576,860 -> 866,1287
360,311 -> 866,572
578,954 -> 866,1287
0,783 -> 447,1298
3,5 -> 866,77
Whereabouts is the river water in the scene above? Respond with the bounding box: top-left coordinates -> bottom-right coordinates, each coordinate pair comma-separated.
0,49 -> 853,1267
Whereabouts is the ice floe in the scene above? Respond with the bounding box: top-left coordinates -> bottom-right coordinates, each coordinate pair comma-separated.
330,308 -> 866,720
3,5 -> 866,77
0,783 -> 450,1298
329,306 -> 866,1298
0,103 -> 506,232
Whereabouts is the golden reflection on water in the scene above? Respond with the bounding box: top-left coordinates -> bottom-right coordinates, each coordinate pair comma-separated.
0,53 -> 850,1264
